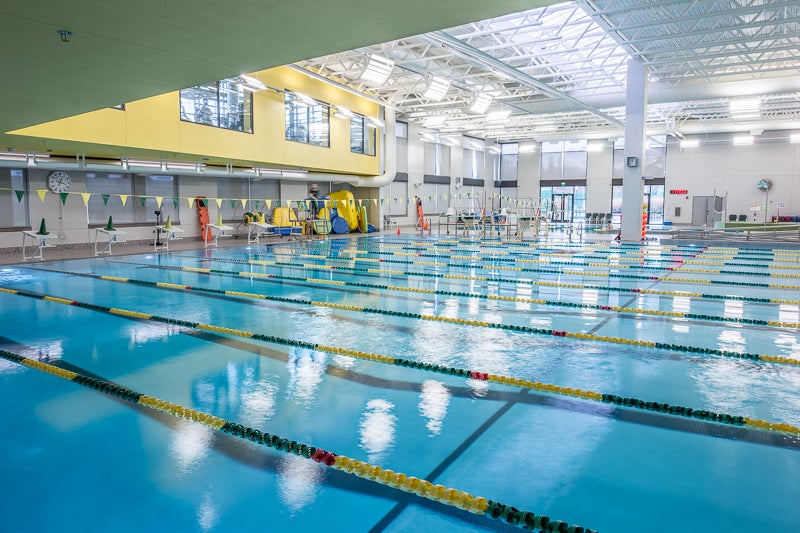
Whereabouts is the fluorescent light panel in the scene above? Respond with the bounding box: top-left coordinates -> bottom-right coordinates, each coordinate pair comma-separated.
518,143 -> 537,153
361,55 -> 394,85
423,115 -> 448,128
790,133 -> 800,143
334,106 -> 354,118
680,139 -> 700,148
486,109 -> 511,122
238,74 -> 266,92
422,76 -> 450,101
733,135 -> 754,145
469,93 -> 492,114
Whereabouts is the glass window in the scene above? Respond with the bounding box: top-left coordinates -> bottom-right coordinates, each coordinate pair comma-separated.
285,93 -> 330,147
350,116 -> 376,156
0,168 -> 29,228
87,173 -> 179,225
87,172 -> 134,225
500,143 -> 518,180
180,80 -> 253,133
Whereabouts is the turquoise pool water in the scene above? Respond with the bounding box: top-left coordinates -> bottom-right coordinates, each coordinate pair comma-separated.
1,236 -> 799,532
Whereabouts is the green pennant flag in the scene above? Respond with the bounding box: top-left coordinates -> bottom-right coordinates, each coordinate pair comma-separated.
59,192 -> 69,205
275,200 -> 281,207
102,194 -> 110,206
14,190 -> 24,202
229,199 -> 236,209
140,197 -> 147,207
173,197 -> 179,208
253,200 -> 260,209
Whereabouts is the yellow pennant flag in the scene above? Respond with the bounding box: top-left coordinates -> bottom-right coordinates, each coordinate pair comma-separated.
214,198 -> 222,209
156,196 -> 164,208
372,198 -> 378,206
36,189 -> 47,202
81,192 -> 91,206
120,194 -> 128,207
186,197 -> 195,209
240,199 -> 247,210
265,200 -> 272,209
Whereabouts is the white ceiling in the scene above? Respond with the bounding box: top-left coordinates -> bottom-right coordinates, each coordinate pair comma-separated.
296,0 -> 800,143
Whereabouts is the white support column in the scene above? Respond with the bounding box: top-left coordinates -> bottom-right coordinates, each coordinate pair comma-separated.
620,59 -> 648,242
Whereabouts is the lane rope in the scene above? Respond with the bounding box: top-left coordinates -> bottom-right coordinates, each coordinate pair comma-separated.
0,348 -> 593,533
1,285 -> 798,438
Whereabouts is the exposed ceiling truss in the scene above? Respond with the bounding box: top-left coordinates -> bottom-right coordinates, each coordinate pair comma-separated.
295,0 -> 800,143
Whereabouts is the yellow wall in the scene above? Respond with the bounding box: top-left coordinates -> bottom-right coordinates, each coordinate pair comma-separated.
12,66 -> 381,176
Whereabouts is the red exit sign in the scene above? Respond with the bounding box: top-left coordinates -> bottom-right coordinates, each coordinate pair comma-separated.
670,189 -> 688,195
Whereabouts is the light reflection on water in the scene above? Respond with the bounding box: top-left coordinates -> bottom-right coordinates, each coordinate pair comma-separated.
287,348 -> 327,408
196,492 -> 219,532
418,380 -> 451,437
169,419 -> 213,476
358,398 -> 397,462
277,453 -> 324,514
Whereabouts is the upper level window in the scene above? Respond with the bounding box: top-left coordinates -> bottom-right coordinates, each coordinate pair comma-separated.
285,93 -> 330,147
180,80 -> 253,133
350,116 -> 376,156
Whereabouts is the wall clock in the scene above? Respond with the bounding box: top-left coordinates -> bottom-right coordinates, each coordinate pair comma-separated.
48,171 -> 71,193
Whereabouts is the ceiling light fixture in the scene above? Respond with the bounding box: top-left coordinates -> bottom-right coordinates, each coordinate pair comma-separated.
361,55 -> 394,85
790,133 -> 800,143
486,109 -> 511,122
680,139 -> 700,148
422,76 -> 450,101
733,135 -> 754,145
238,74 -> 266,92
366,116 -> 384,128
334,106 -> 355,119
423,115 -> 448,128
293,92 -> 317,106
518,143 -> 537,153
469,93 -> 492,114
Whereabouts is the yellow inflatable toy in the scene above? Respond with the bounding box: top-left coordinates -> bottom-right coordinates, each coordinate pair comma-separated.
272,206 -> 297,227
328,190 -> 359,231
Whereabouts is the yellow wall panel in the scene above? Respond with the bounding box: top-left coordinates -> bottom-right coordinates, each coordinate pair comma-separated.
11,65 -> 381,176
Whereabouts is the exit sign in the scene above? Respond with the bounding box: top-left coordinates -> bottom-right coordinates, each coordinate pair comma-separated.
669,189 -> 688,195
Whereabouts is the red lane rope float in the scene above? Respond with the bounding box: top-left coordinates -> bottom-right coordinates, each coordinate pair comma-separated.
0,348 -> 596,533
1,285 -> 798,438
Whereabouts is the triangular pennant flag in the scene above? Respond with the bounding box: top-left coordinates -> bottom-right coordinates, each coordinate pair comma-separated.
37,190 -> 47,202
253,200 -> 260,210
229,199 -> 236,209
265,200 -> 272,209
140,197 -> 147,208
120,195 -> 128,207
156,196 -> 163,208
173,197 -> 179,208
240,199 -> 247,210
81,192 -> 91,206
372,199 -> 378,206
381,198 -> 385,206
14,190 -> 24,202
214,198 -> 222,209
276,200 -> 281,207
102,194 -> 110,206
59,192 -> 69,205
186,197 -> 194,209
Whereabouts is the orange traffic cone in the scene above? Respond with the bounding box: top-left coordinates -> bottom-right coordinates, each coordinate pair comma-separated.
397,227 -> 401,235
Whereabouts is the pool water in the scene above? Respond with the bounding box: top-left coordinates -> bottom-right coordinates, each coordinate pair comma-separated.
1,236 -> 799,532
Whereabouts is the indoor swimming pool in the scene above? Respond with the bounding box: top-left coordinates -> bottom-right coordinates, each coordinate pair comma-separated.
1,236 -> 799,532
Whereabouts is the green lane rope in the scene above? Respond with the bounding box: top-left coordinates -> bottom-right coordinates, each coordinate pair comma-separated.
0,348 -> 591,533
186,254 -> 800,306
1,285 -> 798,438
35,266 -> 800,331
334,243 -> 800,276
242,247 -> 800,291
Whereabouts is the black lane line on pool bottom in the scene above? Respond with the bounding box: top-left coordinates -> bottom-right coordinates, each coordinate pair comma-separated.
368,389 -> 530,533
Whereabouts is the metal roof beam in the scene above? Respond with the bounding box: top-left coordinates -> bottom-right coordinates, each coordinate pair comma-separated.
423,30 -> 625,128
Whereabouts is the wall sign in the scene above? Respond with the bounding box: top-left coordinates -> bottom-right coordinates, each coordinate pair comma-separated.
669,189 -> 688,195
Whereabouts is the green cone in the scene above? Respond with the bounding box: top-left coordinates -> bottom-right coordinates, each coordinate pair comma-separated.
106,216 -> 115,231
36,218 -> 49,235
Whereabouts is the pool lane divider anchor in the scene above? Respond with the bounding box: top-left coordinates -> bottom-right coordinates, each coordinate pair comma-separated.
34,268 -> 800,366
0,348 -> 596,533
3,285 -> 800,440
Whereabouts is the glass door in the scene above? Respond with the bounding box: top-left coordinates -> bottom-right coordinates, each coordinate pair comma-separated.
551,193 -> 574,223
